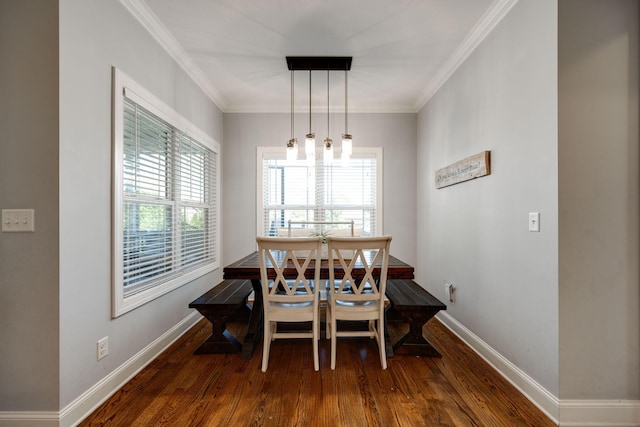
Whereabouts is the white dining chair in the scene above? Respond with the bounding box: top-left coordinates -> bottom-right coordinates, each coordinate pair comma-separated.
256,236 -> 323,372
325,235 -> 392,370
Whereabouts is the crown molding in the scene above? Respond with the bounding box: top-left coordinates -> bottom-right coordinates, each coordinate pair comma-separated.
119,0 -> 228,111
414,0 -> 520,111
120,0 -> 519,114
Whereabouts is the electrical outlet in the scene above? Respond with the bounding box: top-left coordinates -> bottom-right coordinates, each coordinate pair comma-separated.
529,212 -> 540,232
97,337 -> 108,360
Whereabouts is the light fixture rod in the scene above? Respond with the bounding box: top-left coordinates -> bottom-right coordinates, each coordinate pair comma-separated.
309,70 -> 312,133
291,70 -> 294,138
344,69 -> 348,134
327,69 -> 330,136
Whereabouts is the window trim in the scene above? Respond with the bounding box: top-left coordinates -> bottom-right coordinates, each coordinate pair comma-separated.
112,67 -> 220,317
256,146 -> 383,238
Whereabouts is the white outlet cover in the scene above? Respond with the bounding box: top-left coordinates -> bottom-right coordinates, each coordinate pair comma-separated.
528,212 -> 540,232
97,337 -> 109,360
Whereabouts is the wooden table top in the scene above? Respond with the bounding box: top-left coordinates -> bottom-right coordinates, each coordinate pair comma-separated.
223,251 -> 414,281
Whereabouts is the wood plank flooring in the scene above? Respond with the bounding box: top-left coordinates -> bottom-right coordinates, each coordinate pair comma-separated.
79,317 -> 556,426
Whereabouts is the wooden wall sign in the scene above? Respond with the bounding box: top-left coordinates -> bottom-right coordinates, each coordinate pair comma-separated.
435,151 -> 491,189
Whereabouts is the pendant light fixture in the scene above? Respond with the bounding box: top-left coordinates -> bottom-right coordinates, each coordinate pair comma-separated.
285,56 -> 352,166
341,69 -> 352,166
323,69 -> 333,165
304,70 -> 316,166
286,69 -> 298,162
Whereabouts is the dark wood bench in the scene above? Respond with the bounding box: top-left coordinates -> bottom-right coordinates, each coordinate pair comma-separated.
189,279 -> 254,355
385,279 -> 447,357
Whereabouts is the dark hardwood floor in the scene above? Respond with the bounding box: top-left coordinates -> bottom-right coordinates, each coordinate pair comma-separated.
79,316 -> 556,426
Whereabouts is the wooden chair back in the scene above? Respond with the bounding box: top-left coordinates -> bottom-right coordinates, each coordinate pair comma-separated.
327,236 -> 392,301
256,236 -> 322,303
256,236 -> 323,371
326,235 -> 392,370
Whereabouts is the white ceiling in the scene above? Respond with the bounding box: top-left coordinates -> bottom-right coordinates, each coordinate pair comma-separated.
124,0 -> 516,113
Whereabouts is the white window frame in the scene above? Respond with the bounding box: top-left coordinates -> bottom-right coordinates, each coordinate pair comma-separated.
112,67 -> 220,317
256,146 -> 383,237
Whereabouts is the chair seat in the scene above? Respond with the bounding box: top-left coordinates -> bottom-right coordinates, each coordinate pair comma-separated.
328,290 -> 384,310
335,299 -> 379,309
270,300 -> 314,308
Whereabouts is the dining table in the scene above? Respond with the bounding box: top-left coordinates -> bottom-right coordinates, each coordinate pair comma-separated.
223,251 -> 415,359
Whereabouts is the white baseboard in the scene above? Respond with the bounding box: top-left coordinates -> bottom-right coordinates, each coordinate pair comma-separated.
0,412 -> 59,427
436,312 -> 640,427
435,312 -> 560,422
60,311 -> 203,427
559,400 -> 640,426
0,312 -> 202,427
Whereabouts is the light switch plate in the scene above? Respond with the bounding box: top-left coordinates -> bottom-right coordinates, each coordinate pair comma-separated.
528,212 -> 540,232
2,209 -> 35,232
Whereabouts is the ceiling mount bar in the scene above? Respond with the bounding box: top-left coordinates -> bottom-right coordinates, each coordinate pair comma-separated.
286,56 -> 352,71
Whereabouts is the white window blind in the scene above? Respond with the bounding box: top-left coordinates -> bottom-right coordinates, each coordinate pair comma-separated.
257,147 -> 382,238
113,68 -> 219,317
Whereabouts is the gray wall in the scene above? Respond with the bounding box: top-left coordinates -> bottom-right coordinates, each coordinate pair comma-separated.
223,112 -> 417,266
58,0 -> 224,409
0,0 -> 60,410
558,0 -> 640,399
417,0 -> 640,406
416,0 -> 560,396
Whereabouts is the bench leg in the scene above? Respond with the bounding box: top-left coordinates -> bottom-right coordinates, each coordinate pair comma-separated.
241,279 -> 263,359
194,315 -> 243,354
391,309 -> 443,357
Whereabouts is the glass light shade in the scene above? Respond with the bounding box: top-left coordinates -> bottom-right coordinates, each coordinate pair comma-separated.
286,138 -> 298,161
323,138 -> 334,165
341,134 -> 352,156
305,134 -> 316,165
305,133 -> 316,149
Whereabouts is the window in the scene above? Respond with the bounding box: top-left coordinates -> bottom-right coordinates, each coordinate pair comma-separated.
257,147 -> 382,237
112,68 -> 220,317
